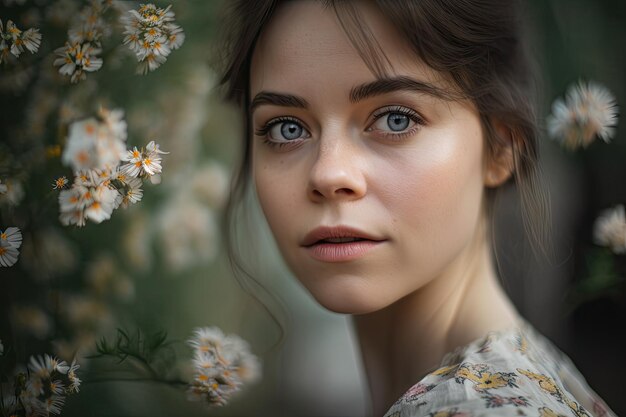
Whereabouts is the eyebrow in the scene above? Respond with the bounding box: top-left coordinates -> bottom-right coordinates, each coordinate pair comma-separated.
350,75 -> 455,103
249,75 -> 455,113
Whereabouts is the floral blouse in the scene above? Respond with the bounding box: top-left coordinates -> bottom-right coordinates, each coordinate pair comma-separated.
382,318 -> 617,417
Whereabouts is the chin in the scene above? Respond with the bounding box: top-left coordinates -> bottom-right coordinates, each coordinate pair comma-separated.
308,284 -> 391,315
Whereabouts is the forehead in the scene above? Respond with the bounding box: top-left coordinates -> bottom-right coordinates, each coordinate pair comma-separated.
250,0 -> 448,96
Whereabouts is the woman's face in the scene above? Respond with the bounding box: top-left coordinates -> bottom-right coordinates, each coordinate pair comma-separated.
250,1 -> 490,314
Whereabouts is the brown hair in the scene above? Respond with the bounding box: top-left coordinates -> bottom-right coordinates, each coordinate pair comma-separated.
213,0 -> 554,352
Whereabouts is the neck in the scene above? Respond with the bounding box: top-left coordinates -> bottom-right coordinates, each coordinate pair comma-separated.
350,215 -> 521,417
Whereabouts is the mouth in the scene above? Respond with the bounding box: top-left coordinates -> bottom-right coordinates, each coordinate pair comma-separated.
301,225 -> 387,248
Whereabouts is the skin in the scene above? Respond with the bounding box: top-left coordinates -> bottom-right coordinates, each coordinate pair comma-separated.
250,1 -> 522,415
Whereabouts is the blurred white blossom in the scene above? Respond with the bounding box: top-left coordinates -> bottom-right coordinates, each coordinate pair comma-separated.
0,178 -> 24,206
187,327 -> 261,407
0,18 -> 42,64
0,226 -> 22,267
593,204 -> 626,254
11,305 -> 53,339
0,179 -> 6,194
189,161 -> 229,209
547,80 -> 619,150
121,3 -> 185,74
156,199 -> 218,272
21,227 -> 78,280
62,115 -> 125,171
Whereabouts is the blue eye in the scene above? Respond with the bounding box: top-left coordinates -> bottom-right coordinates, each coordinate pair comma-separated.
386,113 -> 410,131
274,121 -> 304,140
255,116 -> 310,148
368,106 -> 425,139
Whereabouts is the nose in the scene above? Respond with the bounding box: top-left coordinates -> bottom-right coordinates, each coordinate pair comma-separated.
307,132 -> 367,202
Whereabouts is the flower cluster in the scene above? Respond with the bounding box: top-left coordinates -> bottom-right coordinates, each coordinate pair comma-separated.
0,18 -> 42,64
187,327 -> 261,407
0,354 -> 80,416
593,204 -> 626,254
121,3 -> 185,74
57,107 -> 166,227
547,80 -> 619,150
0,227 -> 22,267
52,0 -> 111,83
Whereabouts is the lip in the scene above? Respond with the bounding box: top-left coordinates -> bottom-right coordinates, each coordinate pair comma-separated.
301,225 -> 387,262
300,225 -> 386,248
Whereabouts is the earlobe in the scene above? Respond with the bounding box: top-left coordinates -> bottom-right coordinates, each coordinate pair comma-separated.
484,121 -> 515,188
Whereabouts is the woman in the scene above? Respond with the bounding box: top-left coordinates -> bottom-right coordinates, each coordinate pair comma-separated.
215,1 -> 618,416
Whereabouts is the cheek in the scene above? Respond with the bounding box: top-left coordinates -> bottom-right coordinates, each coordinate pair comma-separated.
253,156 -> 299,245
382,124 -> 485,273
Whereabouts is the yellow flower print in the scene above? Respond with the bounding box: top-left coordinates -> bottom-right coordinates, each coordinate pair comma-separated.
516,369 -> 559,395
539,406 -> 567,417
455,363 -> 518,392
431,364 -> 459,377
430,408 -> 471,417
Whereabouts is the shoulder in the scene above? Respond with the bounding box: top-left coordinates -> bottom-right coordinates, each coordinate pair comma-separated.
382,322 -> 614,417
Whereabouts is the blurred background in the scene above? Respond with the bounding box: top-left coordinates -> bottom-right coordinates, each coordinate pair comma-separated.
0,0 -> 624,416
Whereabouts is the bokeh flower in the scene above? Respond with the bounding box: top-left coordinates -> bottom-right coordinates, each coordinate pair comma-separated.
121,3 -> 185,74
593,204 -> 626,254
547,80 -> 619,150
187,326 -> 261,408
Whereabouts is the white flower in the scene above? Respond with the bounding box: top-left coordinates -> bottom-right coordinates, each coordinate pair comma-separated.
121,3 -> 184,74
593,204 -> 626,254
0,179 -> 7,194
0,227 -> 22,267
119,177 -> 143,208
28,354 -> 54,379
547,80 -> 619,150
53,41 -> 103,83
187,326 -> 261,408
120,140 -> 167,178
52,176 -> 70,190
67,359 -> 81,393
0,19 -> 41,60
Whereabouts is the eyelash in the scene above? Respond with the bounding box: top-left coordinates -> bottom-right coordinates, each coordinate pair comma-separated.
255,116 -> 306,149
255,106 -> 425,148
369,105 -> 425,140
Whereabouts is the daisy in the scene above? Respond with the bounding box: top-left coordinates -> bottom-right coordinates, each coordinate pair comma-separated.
120,141 -> 167,178
1,226 -> 22,249
28,354 -> 54,379
547,80 -> 619,150
46,356 -> 70,374
52,176 -> 69,190
593,204 -> 626,254
53,41 -> 103,83
67,358 -> 81,393
119,177 -> 143,208
121,3 -> 184,74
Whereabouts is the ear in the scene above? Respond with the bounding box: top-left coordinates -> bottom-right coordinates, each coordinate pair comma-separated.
484,120 -> 515,188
